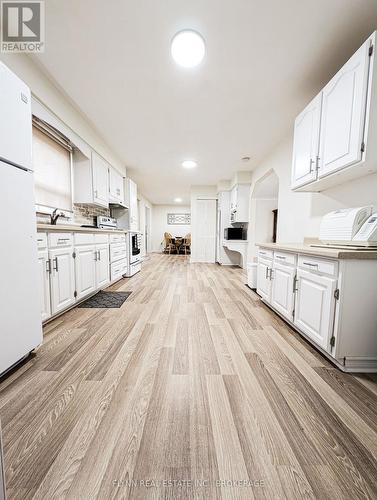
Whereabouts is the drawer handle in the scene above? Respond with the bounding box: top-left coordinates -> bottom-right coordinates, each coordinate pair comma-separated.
303,261 -> 318,268
275,256 -> 286,260
58,238 -> 70,242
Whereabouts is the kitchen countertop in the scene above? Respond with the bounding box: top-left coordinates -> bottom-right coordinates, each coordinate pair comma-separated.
37,223 -> 127,234
257,242 -> 377,260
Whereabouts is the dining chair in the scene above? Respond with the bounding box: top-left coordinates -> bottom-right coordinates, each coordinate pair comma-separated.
181,233 -> 191,255
163,232 -> 177,254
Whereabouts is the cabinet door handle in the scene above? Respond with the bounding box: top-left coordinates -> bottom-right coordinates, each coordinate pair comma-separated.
315,156 -> 320,170
46,259 -> 51,274
53,257 -> 58,272
94,251 -> 97,261
269,269 -> 274,280
98,250 -> 101,261
309,158 -> 315,172
265,267 -> 269,279
293,276 -> 298,292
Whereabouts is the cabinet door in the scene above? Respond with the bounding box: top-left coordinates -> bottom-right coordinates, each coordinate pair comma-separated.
37,250 -> 51,321
270,263 -> 295,319
96,244 -> 110,288
257,258 -> 272,302
109,168 -> 124,205
92,152 -> 109,207
49,247 -> 75,315
291,94 -> 322,189
294,269 -> 337,351
318,40 -> 371,178
129,179 -> 139,230
75,245 -> 96,300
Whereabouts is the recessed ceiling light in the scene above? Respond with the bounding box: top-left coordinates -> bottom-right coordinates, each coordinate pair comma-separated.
171,30 -> 206,68
182,160 -> 197,169
174,197 -> 183,203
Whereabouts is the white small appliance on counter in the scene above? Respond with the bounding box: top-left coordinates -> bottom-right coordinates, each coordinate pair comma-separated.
316,206 -> 377,248
0,62 -> 43,376
96,216 -> 118,229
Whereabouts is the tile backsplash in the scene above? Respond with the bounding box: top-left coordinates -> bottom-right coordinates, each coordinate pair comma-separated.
73,204 -> 110,225
36,204 -> 110,226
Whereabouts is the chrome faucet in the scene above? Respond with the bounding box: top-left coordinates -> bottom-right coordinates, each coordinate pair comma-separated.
51,208 -> 61,225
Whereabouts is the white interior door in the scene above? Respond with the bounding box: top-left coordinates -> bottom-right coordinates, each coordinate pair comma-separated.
195,199 -> 217,262
257,258 -> 272,302
37,250 -> 51,321
270,263 -> 295,319
75,245 -> 96,300
291,93 -> 322,188
96,244 -> 110,288
92,152 -> 109,207
318,39 -> 371,177
49,247 -> 75,314
294,269 -> 337,351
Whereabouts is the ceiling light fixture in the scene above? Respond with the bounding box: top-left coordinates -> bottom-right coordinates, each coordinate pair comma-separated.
182,160 -> 197,169
171,30 -> 206,68
174,197 -> 183,203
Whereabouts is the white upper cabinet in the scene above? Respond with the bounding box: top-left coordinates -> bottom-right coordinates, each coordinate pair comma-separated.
92,152 -> 109,207
292,32 -> 377,192
318,40 -> 370,178
109,167 -> 125,206
291,94 -> 322,189
125,178 -> 139,231
230,184 -> 250,224
73,150 -> 109,208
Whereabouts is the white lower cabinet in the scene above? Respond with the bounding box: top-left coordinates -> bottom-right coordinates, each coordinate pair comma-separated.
256,257 -> 272,301
37,250 -> 51,321
270,263 -> 296,319
294,269 -> 337,351
96,244 -> 110,288
49,247 -> 76,315
75,245 -> 96,300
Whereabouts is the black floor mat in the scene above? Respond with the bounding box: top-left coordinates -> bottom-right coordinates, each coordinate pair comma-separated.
77,291 -> 132,308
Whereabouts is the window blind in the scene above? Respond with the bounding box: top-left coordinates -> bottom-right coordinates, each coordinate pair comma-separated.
32,123 -> 73,212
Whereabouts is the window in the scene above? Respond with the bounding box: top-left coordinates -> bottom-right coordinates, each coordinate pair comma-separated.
32,118 -> 73,213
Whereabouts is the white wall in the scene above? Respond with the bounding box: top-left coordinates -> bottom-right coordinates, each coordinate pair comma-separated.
151,205 -> 191,253
248,134 -> 377,262
0,53 -> 126,175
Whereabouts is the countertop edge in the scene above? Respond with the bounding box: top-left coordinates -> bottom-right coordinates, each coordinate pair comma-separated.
256,243 -> 377,260
36,224 -> 141,235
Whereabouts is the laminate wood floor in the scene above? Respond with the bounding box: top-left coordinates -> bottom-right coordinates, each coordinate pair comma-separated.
1,254 -> 377,499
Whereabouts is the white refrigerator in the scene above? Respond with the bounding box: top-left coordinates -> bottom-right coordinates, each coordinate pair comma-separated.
0,62 -> 42,376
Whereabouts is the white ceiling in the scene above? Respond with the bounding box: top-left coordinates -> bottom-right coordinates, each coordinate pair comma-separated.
33,0 -> 377,204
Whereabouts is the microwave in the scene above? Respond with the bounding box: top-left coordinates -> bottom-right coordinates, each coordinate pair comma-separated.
224,227 -> 245,240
